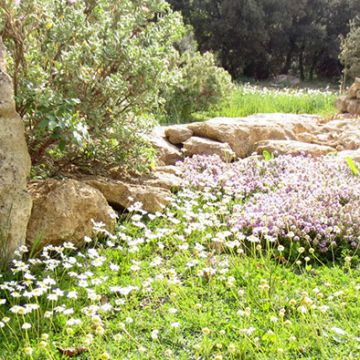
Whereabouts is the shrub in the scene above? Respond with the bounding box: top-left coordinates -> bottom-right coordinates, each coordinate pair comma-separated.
163,50 -> 233,123
0,0 -> 185,174
340,19 -> 360,80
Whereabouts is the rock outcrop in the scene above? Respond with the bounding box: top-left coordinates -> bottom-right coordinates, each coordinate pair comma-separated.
27,179 -> 116,250
148,113 -> 360,165
0,37 -> 32,262
183,136 -> 236,160
337,78 -> 360,115
83,177 -> 173,213
142,170 -> 182,191
20,110 -> 360,251
147,127 -> 183,165
187,114 -> 319,157
165,125 -> 193,144
255,140 -> 335,156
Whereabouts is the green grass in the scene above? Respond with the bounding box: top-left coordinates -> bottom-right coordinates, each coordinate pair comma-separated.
1,184 -> 360,359
191,84 -> 338,123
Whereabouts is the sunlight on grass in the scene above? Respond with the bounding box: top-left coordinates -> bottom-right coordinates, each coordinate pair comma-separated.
1,155 -> 360,359
191,84 -> 338,122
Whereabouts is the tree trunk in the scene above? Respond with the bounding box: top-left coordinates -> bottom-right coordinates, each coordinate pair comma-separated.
299,43 -> 305,81
282,45 -> 294,74
309,50 -> 323,81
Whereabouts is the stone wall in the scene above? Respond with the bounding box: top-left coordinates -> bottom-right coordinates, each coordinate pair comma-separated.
0,37 -> 32,263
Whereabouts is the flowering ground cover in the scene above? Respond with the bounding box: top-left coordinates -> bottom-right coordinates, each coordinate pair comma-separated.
190,84 -> 337,123
1,155 -> 360,359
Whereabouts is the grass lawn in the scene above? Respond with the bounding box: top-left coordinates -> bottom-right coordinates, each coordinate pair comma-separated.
190,83 -> 338,123
1,155 -> 360,359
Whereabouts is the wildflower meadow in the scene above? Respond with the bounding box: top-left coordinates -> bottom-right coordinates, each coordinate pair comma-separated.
189,84 -> 338,124
1,1 -> 360,359
1,154 -> 360,359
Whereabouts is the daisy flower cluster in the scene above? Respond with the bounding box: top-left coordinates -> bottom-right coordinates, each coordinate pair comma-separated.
240,83 -> 337,97
0,153 -> 360,358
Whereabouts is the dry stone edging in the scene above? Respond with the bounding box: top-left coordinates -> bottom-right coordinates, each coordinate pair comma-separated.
151,113 -> 329,164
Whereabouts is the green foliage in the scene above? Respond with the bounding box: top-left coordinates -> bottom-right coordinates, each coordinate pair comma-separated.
345,156 -> 360,176
340,19 -> 360,80
193,84 -> 337,121
0,0 -> 185,173
168,0 -> 360,80
262,150 -> 273,162
164,51 -> 233,123
1,188 -> 360,358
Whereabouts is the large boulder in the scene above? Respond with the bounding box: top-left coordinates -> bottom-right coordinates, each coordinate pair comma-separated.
143,171 -> 182,191
336,79 -> 360,115
336,96 -> 350,113
27,179 -> 116,250
147,127 -> 183,165
187,114 -> 319,157
255,140 -> 335,157
0,38 -> 32,262
182,136 -> 236,161
165,125 -> 193,144
319,119 -> 360,150
347,99 -> 360,115
83,177 -> 172,213
154,165 -> 179,176
348,78 -> 360,99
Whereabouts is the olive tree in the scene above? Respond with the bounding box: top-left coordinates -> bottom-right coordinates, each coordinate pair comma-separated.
340,19 -> 360,80
0,0 -> 185,173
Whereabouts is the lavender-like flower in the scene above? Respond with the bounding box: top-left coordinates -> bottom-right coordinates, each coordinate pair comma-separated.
179,154 -> 360,255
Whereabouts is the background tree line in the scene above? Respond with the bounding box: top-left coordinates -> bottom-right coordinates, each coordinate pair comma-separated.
168,0 -> 360,80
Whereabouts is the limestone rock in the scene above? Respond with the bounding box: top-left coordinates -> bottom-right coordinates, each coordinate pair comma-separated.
155,165 -> 179,175
336,79 -> 360,115
26,179 -> 116,250
335,149 -> 360,162
147,127 -> 183,165
84,177 -> 172,213
255,140 -> 335,157
165,125 -> 193,144
347,99 -> 360,115
336,96 -> 349,113
143,171 -> 182,191
0,37 -> 32,261
183,136 -> 236,160
320,119 -> 360,150
348,78 -> 360,99
187,114 -> 319,158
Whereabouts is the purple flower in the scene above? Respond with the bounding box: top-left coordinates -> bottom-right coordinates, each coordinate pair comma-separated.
179,154 -> 360,257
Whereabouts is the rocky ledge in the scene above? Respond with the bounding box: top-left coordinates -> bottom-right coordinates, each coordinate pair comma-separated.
149,112 -> 360,165
27,111 -> 360,251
